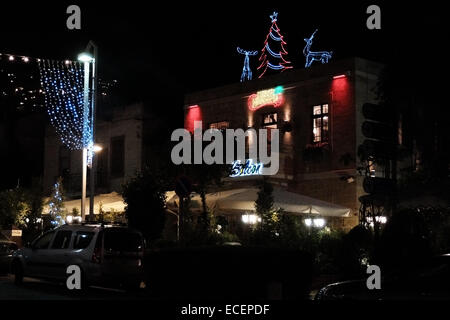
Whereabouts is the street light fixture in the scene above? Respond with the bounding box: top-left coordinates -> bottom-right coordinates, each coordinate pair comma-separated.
93,144 -> 103,153
77,53 -> 94,62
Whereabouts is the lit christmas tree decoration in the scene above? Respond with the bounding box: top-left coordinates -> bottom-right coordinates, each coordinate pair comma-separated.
257,11 -> 293,78
47,177 -> 66,227
303,29 -> 333,68
237,47 -> 258,82
37,59 -> 93,152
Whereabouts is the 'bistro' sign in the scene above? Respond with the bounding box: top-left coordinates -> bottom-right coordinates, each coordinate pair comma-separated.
230,159 -> 263,177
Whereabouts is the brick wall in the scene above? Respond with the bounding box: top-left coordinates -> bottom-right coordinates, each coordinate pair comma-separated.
184,58 -> 383,230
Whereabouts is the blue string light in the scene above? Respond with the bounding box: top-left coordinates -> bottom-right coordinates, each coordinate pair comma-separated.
269,31 -> 281,41
38,59 -> 92,151
303,29 -> 333,68
265,43 -> 282,59
237,47 -> 258,82
267,62 -> 284,70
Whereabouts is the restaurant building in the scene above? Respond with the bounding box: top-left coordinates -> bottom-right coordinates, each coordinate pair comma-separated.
183,57 -> 384,231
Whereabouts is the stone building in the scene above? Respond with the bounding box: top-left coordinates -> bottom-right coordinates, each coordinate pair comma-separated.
43,102 -> 145,197
184,57 -> 384,230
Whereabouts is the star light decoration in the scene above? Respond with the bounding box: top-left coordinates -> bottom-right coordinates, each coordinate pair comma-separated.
38,59 -> 93,160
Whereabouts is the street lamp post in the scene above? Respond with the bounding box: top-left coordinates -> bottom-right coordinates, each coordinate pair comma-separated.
90,144 -> 102,220
78,52 -> 92,222
77,42 -> 97,222
88,43 -> 98,222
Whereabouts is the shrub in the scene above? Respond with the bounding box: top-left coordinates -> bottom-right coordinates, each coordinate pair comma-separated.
122,167 -> 167,242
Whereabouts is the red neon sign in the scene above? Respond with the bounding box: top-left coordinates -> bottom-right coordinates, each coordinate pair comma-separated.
247,86 -> 285,111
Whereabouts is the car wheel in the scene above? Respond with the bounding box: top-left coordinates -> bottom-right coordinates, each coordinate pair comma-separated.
13,261 -> 24,286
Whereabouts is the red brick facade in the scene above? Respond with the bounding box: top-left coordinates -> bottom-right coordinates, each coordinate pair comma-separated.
185,58 -> 382,231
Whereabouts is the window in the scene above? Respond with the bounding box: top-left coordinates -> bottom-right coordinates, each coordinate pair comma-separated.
104,230 -> 143,253
312,104 -> 329,143
262,112 -> 278,128
73,232 -> 95,249
97,147 -> 108,188
111,136 -> 125,177
59,146 -> 71,176
51,230 -> 72,249
33,231 -> 55,249
209,121 -> 229,130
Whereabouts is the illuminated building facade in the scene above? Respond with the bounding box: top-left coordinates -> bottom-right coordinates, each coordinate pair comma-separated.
184,57 -> 383,230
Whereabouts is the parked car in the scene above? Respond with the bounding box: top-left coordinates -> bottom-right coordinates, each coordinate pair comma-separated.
11,224 -> 145,290
0,233 -> 18,274
315,254 -> 450,300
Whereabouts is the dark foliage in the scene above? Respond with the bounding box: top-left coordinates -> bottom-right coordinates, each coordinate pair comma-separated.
122,167 -> 167,242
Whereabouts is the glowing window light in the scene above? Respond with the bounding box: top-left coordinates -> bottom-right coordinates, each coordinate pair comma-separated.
304,218 -> 312,227
242,214 -> 261,225
376,216 -> 387,224
305,217 -> 326,228
248,86 -> 284,111
313,218 -> 326,228
367,216 -> 387,227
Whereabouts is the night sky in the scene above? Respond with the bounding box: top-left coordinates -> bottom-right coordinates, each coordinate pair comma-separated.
0,1 -> 448,189
2,1 -> 444,97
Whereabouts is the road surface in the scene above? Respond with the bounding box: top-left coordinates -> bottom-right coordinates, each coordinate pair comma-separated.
0,274 -> 148,300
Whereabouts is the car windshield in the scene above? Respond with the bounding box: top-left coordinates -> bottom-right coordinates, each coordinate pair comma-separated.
104,230 -> 143,252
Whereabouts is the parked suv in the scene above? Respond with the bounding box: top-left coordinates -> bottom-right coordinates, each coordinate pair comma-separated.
1,233 -> 18,274
11,224 -> 145,290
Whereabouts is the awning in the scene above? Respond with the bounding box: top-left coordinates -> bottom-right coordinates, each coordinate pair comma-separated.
166,187 -> 350,217
43,192 -> 126,215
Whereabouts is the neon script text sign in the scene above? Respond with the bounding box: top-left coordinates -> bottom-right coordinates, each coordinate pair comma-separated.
230,159 -> 263,177
248,86 -> 284,111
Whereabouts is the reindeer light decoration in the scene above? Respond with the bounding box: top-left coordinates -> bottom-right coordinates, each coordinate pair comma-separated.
303,29 -> 332,68
237,47 -> 258,82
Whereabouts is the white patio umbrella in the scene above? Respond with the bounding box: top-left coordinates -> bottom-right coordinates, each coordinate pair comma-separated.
43,191 -> 126,215
166,187 -> 350,217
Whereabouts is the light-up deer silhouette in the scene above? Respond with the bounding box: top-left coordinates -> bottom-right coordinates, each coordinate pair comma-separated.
237,47 -> 258,82
303,29 -> 333,68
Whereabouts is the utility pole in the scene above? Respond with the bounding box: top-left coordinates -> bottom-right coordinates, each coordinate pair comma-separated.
87,41 -> 98,222
78,41 -> 98,222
